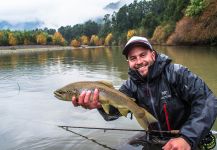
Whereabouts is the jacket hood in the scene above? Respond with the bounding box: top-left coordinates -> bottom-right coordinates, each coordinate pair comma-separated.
128,53 -> 172,83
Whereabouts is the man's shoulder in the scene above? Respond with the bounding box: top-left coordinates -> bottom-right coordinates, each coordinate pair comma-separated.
165,63 -> 188,74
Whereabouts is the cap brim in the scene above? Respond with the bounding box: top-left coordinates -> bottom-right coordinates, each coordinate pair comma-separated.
122,41 -> 152,56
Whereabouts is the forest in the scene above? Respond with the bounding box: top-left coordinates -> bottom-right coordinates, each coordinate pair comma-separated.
0,0 -> 216,47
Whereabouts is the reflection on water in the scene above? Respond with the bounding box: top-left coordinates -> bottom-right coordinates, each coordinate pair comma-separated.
0,46 -> 217,150
155,45 -> 217,95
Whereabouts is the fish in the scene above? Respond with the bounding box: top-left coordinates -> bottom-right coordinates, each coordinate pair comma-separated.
54,81 -> 158,130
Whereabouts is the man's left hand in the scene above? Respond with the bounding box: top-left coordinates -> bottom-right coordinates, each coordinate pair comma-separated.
162,137 -> 191,150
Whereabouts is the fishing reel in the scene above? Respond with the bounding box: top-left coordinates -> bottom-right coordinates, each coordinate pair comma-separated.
199,132 -> 216,150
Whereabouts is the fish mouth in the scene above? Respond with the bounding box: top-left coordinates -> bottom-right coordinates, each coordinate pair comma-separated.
54,91 -> 64,100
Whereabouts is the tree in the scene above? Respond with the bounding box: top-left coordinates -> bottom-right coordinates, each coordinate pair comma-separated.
111,5 -> 129,33
23,31 -> 35,45
99,14 -> 112,38
70,39 -> 80,47
71,24 -> 84,39
83,20 -> 100,37
36,32 -> 47,45
127,29 -> 137,40
8,32 -> 17,46
104,33 -> 113,46
80,35 -> 89,45
0,30 -> 9,46
90,35 -> 100,46
52,32 -> 66,45
0,31 -> 4,46
58,25 -> 73,42
185,0 -> 206,17
43,27 -> 56,35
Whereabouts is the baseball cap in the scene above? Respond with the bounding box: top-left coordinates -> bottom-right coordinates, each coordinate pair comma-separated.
122,36 -> 153,56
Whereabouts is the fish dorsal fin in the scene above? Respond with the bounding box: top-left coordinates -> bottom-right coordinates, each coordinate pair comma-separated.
97,81 -> 114,88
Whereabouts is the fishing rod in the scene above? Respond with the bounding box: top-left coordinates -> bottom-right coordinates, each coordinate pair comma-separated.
58,125 -> 217,135
59,125 -> 117,150
58,125 -> 180,135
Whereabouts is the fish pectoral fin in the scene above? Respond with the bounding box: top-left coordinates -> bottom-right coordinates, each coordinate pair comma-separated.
101,104 -> 110,114
145,111 -> 158,124
118,108 -> 129,117
97,81 -> 114,88
134,109 -> 158,130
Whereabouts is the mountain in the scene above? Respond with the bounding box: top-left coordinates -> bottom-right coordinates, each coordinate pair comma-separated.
104,1 -> 121,10
0,20 -> 44,30
104,0 -> 133,11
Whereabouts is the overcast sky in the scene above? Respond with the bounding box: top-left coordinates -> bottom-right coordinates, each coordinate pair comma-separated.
0,0 -> 133,28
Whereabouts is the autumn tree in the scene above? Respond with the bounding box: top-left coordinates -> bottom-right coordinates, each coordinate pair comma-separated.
36,32 -> 47,45
104,33 -> 113,46
8,32 -> 17,46
0,31 -> 4,46
52,32 -> 66,45
127,29 -> 137,40
90,35 -> 100,46
80,35 -> 89,45
70,39 -> 80,47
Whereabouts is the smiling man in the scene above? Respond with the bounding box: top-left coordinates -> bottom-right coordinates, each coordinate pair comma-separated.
72,36 -> 217,150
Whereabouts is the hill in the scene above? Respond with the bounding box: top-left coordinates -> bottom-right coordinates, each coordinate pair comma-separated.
166,0 -> 217,45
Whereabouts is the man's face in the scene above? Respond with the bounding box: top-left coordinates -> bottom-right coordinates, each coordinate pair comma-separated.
127,46 -> 156,77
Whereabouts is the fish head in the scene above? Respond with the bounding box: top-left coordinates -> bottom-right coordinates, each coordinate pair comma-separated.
54,87 -> 79,101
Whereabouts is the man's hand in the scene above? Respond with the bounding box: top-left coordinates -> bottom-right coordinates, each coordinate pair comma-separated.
162,137 -> 191,150
72,88 -> 101,109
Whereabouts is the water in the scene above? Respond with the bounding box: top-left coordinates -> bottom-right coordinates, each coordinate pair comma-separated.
0,46 -> 217,150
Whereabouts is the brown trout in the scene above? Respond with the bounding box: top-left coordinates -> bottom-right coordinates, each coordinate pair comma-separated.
54,81 -> 158,130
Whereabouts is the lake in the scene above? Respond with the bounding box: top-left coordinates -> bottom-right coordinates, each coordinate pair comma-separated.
0,46 -> 217,150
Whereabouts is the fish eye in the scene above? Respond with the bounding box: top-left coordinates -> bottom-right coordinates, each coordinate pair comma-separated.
58,90 -> 64,94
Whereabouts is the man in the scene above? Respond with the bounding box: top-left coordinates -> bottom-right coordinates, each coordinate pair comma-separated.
72,36 -> 217,150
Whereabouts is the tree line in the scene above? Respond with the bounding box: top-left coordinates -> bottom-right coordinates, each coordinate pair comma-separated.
1,0 -> 211,47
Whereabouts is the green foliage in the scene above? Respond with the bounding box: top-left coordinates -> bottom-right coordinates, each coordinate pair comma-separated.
83,20 -> 99,37
0,30 -> 9,46
185,0 -> 206,17
98,14 -> 112,38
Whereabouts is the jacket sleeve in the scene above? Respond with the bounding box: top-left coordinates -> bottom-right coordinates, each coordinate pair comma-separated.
97,79 -> 136,121
168,64 -> 217,148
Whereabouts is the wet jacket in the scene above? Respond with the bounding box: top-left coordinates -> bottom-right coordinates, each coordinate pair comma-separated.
98,53 -> 217,149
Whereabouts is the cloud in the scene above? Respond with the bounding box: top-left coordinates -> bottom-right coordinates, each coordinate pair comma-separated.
0,0 -> 133,29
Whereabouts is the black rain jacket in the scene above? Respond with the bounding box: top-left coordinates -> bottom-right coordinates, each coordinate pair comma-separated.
98,53 -> 217,149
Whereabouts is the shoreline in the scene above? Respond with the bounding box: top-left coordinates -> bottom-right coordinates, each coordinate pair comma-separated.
0,45 -> 105,55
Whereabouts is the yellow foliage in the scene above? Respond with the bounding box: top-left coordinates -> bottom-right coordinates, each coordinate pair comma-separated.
52,32 -> 65,45
0,32 -> 3,39
0,32 -> 3,45
90,35 -> 100,46
70,39 -> 80,47
36,33 -> 47,45
151,24 -> 172,44
104,33 -> 113,46
127,29 -> 137,40
8,33 -> 17,46
80,35 -> 89,45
